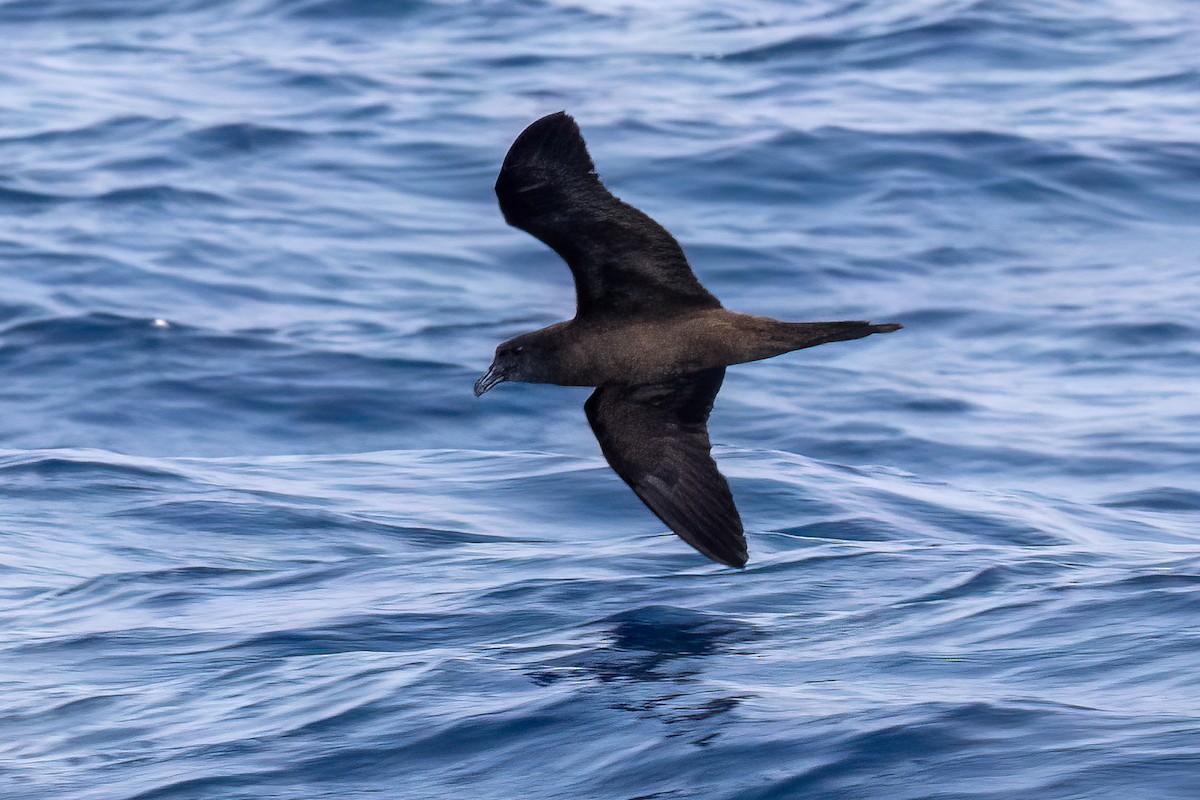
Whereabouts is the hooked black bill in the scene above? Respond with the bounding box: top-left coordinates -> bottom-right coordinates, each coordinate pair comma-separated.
474,362 -> 506,396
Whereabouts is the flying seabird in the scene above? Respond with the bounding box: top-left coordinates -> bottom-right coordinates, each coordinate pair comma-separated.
476,112 -> 900,568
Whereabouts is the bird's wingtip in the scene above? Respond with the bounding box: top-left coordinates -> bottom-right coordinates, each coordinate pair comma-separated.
704,540 -> 748,569
499,111 -> 593,179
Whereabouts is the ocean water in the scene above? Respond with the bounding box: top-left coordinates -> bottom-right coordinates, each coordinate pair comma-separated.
2,0 -> 1199,797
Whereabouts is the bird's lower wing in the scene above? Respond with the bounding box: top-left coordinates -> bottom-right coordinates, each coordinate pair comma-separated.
584,367 -> 747,568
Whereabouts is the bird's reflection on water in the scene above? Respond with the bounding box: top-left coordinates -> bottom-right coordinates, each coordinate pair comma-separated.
528,605 -> 760,746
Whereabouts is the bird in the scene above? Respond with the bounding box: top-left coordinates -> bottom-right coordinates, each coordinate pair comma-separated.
475,112 -> 900,568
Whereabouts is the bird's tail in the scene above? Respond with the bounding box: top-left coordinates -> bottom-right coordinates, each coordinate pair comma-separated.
742,320 -> 901,363
788,320 -> 901,347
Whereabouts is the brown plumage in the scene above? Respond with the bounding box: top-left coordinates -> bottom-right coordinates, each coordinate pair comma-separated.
476,112 -> 900,568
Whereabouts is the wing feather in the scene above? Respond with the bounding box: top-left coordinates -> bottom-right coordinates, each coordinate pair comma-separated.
496,112 -> 722,319
585,367 -> 747,567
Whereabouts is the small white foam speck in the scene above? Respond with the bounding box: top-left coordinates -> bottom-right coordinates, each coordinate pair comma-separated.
153,318 -> 170,328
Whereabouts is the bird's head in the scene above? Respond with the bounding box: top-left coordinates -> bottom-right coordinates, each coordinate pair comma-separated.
474,334 -> 549,396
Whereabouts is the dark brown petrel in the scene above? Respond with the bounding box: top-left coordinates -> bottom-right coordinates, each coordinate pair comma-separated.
475,112 -> 900,568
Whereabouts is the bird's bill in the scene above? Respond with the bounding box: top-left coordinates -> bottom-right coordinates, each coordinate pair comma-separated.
473,362 -> 507,396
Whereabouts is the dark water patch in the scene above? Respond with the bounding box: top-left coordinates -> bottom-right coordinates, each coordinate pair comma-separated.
525,606 -> 759,748
52,565 -> 254,599
184,123 -> 311,156
878,491 -> 1064,547
778,431 -> 1061,478
278,0 -> 433,20
0,0 -> 213,21
1080,321 -> 1196,347
0,184 -> 69,209
722,7 -> 1114,71
114,498 -> 365,538
99,154 -> 189,173
1108,568 -> 1200,591
230,560 -> 374,592
602,605 -> 759,657
892,306 -> 982,328
898,560 -> 1068,606
224,608 -> 569,658
721,32 -> 849,64
0,312 -> 191,347
897,395 -> 975,414
276,68 -> 388,95
121,772 -> 276,800
1113,138 -> 1200,184
0,450 -> 189,497
914,244 -> 1017,268
777,517 -> 893,542
739,701 -> 1200,800
10,627 -> 224,660
0,312 -> 481,454
1074,69 -> 1200,92
1103,487 -> 1200,512
27,565 -> 267,618
0,115 -> 173,148
673,124 -> 1170,229
91,185 -> 229,208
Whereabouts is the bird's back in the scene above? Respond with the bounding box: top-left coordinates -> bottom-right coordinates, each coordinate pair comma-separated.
529,311 -> 899,387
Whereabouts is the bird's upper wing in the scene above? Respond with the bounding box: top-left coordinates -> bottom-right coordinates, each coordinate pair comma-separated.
495,112 -> 722,319
585,367 -> 747,567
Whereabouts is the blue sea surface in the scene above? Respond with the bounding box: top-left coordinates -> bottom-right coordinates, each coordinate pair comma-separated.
3,1 -> 1200,797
